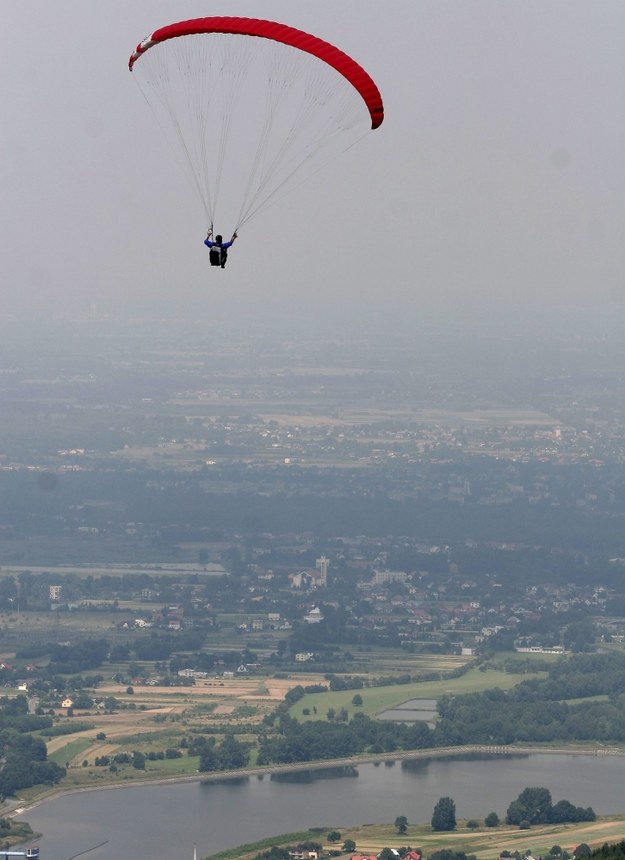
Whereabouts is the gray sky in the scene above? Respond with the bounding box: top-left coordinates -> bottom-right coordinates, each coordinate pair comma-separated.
2,2 -> 624,328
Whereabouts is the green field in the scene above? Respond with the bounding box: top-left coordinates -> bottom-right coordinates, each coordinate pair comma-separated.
288,666 -> 547,721
47,737 -> 95,766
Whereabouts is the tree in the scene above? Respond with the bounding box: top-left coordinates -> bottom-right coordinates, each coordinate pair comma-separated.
484,812 -> 499,828
429,851 -> 469,860
574,845 -> 591,858
395,815 -> 408,834
218,734 -> 248,770
72,691 -> 93,710
199,746 -> 219,773
548,800 -> 595,824
431,797 -> 456,831
563,619 -> 596,653
327,831 -> 341,843
343,840 -> 356,853
467,820 -> 479,831
352,694 -> 363,706
506,788 -> 552,825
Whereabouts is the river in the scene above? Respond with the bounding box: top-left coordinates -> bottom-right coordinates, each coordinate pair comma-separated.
14,752 -> 625,860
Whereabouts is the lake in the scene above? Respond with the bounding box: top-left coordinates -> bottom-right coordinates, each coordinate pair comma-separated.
16,753 -> 625,860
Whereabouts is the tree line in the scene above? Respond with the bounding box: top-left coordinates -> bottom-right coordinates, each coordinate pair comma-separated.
436,652 -> 625,745
429,787 -> 595,833
0,695 -> 65,797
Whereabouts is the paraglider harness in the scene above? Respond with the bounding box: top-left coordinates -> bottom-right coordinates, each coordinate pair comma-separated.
206,227 -> 237,269
209,245 -> 226,267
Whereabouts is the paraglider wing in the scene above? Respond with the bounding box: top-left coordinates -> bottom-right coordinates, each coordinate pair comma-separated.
129,17 -> 383,129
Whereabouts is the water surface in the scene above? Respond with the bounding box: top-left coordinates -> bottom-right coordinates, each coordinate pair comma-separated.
18,754 -> 625,860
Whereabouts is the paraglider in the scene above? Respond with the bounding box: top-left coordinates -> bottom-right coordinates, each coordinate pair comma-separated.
129,17 -> 384,257
205,229 -> 237,269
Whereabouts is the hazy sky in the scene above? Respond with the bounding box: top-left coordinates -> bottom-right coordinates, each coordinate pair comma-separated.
2,2 -> 624,328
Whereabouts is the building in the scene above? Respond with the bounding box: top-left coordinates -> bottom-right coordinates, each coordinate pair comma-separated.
373,569 -> 408,585
315,555 -> 329,586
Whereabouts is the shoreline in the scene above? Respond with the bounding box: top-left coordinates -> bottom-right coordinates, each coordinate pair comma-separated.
9,743 -> 625,819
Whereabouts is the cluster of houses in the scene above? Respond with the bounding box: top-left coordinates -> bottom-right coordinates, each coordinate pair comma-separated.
351,853 -> 421,860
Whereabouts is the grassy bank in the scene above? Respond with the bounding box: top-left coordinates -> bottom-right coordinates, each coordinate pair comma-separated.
205,817 -> 625,860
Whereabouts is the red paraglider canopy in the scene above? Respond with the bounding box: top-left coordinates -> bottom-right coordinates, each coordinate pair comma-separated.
129,16 -> 384,130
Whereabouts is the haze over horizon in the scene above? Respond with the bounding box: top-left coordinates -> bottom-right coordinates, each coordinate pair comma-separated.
2,1 -> 624,332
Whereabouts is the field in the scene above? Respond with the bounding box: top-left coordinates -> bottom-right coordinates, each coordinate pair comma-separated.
330,818 -> 625,860
288,665 -> 547,721
206,818 -> 625,860
39,675 -> 300,766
